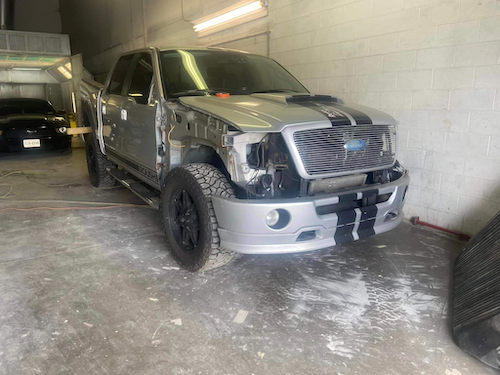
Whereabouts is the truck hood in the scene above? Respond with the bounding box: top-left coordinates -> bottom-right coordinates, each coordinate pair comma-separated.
179,93 -> 396,132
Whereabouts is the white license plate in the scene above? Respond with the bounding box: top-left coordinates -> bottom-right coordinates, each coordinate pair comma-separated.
23,139 -> 41,148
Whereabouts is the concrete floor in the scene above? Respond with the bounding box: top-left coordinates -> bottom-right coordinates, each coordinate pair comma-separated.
0,148 -> 496,375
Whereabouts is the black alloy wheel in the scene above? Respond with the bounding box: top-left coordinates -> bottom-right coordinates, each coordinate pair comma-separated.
169,188 -> 200,252
160,163 -> 236,271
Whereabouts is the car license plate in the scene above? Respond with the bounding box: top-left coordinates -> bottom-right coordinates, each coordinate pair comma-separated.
23,139 -> 41,148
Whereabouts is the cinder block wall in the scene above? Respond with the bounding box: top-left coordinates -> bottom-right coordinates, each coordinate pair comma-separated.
269,0 -> 500,234
61,0 -> 500,235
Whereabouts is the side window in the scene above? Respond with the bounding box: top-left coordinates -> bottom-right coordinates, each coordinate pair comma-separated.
127,53 -> 153,105
108,54 -> 134,95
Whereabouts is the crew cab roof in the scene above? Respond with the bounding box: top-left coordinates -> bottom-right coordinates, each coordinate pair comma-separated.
128,46 -> 254,55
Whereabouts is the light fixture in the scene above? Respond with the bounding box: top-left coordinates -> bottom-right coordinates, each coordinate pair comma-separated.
65,62 -> 72,71
58,66 -> 72,79
71,91 -> 77,113
12,67 -> 42,71
192,0 -> 267,37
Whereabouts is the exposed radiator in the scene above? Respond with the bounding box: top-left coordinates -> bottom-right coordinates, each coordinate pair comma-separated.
453,211 -> 500,370
292,124 -> 396,176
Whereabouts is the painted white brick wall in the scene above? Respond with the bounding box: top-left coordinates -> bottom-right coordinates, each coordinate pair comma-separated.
269,0 -> 500,235
63,0 -> 500,235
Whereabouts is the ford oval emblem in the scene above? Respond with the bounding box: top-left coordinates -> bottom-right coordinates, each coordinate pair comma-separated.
344,139 -> 367,152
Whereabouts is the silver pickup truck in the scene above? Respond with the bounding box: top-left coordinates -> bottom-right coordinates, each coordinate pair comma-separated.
81,47 -> 409,272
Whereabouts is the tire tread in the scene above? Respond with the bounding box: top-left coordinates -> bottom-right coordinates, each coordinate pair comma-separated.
86,133 -> 116,188
161,163 -> 236,271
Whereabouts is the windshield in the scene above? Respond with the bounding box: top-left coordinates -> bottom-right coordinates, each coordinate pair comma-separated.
159,49 -> 308,98
0,100 -> 56,117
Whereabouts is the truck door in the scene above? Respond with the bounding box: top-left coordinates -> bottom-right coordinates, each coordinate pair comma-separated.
101,53 -> 134,155
120,52 -> 157,177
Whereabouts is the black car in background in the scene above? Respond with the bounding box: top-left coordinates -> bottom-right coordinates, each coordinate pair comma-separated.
0,98 -> 71,153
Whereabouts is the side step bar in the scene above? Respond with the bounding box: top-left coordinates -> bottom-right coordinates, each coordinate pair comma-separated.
107,167 -> 161,209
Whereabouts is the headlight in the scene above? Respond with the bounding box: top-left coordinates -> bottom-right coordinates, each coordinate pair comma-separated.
56,127 -> 67,134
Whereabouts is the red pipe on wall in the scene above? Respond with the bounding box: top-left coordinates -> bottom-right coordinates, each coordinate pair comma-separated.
410,216 -> 471,241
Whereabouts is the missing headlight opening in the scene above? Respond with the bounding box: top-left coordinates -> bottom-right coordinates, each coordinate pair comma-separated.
241,134 -> 301,199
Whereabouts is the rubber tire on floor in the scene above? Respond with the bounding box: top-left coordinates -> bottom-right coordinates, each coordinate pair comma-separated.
85,132 -> 116,188
160,163 -> 236,272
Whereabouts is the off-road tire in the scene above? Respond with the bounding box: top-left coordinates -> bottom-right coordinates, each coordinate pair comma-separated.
160,163 -> 236,272
85,132 -> 116,188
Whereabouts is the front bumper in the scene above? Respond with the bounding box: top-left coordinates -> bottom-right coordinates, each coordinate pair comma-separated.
0,135 -> 71,152
212,173 -> 410,254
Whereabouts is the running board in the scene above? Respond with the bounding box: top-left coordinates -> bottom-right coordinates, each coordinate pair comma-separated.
107,167 -> 161,209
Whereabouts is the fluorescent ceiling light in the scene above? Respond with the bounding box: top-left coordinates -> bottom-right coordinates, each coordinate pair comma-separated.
12,67 -> 42,71
71,91 -> 77,113
58,66 -> 72,79
65,62 -> 71,71
194,1 -> 263,32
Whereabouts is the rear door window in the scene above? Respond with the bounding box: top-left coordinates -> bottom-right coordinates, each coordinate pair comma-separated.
108,54 -> 134,95
127,53 -> 154,105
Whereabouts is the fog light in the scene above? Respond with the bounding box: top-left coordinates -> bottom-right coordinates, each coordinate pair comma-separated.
266,210 -> 280,227
57,126 -> 67,134
385,211 -> 398,222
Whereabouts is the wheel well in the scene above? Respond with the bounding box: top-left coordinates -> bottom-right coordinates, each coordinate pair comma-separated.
183,145 -> 230,180
81,102 -> 97,129
81,102 -> 98,143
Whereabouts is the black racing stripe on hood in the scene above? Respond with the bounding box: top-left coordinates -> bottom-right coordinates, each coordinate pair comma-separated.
294,101 -> 372,125
293,101 -> 351,125
330,104 -> 372,125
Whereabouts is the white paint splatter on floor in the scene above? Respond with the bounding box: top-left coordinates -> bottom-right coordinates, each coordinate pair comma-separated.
233,309 -> 249,324
278,250 -> 448,361
326,337 -> 356,359
162,266 -> 180,271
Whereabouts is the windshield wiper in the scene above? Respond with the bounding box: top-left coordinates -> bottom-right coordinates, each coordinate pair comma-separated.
209,87 -> 250,95
173,88 -> 301,96
172,89 -> 211,97
251,89 -> 301,94
173,88 -> 250,97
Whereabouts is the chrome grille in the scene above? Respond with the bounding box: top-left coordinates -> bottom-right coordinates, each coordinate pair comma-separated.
293,124 -> 397,176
